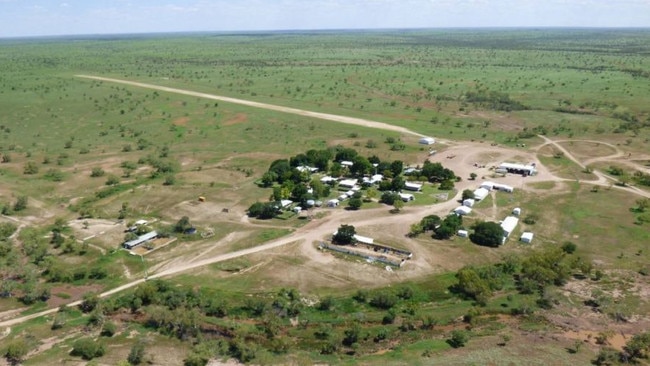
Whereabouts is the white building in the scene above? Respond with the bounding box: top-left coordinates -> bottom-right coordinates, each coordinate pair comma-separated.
473,187 -> 490,201
520,232 -> 534,244
463,198 -> 475,207
404,182 -> 423,191
419,137 -> 436,145
123,230 -> 158,250
512,207 -> 521,216
327,199 -> 339,207
340,161 -> 354,167
457,230 -> 469,237
499,162 -> 537,176
320,176 -> 337,184
399,193 -> 415,202
501,216 -> 520,242
454,206 -> 472,216
338,179 -> 358,188
480,181 -> 495,191
493,183 -> 514,193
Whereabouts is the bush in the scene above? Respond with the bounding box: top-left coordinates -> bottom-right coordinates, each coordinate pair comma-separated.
71,337 -> 106,360
90,167 -> 105,177
561,242 -> 577,254
447,330 -> 469,348
369,292 -> 398,309
470,221 -> 503,247
100,321 -> 117,337
4,338 -> 29,362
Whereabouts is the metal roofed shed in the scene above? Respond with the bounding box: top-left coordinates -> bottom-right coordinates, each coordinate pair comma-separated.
463,198 -> 475,207
499,162 -> 537,176
501,216 -> 519,241
520,232 -> 534,244
457,230 -> 469,237
454,206 -> 472,216
419,137 -> 435,145
473,187 -> 490,201
123,230 -> 158,250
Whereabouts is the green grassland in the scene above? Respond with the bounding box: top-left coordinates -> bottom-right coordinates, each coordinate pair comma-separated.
1,29 -> 650,365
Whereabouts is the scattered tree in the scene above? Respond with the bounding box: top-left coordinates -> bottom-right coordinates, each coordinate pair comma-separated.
332,224 -> 356,245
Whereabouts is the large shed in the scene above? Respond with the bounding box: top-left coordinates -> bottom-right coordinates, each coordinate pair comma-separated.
501,216 -> 519,241
123,231 -> 158,250
499,162 -> 537,176
473,187 -> 490,201
454,206 -> 472,216
419,137 -> 435,145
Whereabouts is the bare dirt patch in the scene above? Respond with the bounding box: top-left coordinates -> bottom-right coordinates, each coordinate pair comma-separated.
223,113 -> 248,126
173,116 -> 190,126
48,284 -> 103,308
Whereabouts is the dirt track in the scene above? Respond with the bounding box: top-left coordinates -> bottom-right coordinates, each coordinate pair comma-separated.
2,76 -> 649,329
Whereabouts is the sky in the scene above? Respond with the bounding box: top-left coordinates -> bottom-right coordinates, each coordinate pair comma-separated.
0,0 -> 649,38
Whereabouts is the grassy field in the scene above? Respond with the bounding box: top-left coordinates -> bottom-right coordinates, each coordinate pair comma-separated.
1,29 -> 650,365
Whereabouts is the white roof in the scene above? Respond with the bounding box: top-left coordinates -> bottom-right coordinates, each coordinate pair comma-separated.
340,160 -> 354,166
321,176 -> 336,183
494,183 -> 514,191
454,206 -> 472,215
339,179 -> 358,187
457,230 -> 469,237
327,199 -> 339,204
399,193 -> 414,200
296,166 -> 318,173
463,199 -> 475,207
500,162 -> 536,172
473,187 -> 490,200
419,137 -> 435,145
520,232 -> 534,242
280,200 -> 293,208
353,234 -> 374,244
480,181 -> 495,189
134,219 -> 148,226
501,216 -> 519,235
405,182 -> 423,190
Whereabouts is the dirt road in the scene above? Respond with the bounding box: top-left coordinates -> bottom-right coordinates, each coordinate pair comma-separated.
75,75 -> 428,138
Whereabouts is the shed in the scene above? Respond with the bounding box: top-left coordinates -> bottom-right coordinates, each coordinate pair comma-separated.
501,216 -> 519,239
404,182 -> 423,191
473,187 -> 490,201
353,234 -> 374,245
454,206 -> 472,216
123,230 -> 158,250
293,206 -> 302,213
340,161 -> 354,167
463,198 -> 475,207
494,183 -> 514,193
327,199 -> 339,207
339,179 -> 358,188
520,232 -> 534,244
338,194 -> 348,201
512,207 -> 521,216
419,137 -> 435,145
499,162 -> 537,176
480,181 -> 495,191
320,176 -> 337,184
305,200 -> 315,207
457,230 -> 469,237
134,219 -> 148,226
399,193 -> 415,202
280,200 -> 293,208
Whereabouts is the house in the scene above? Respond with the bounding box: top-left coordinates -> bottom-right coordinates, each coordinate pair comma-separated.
457,230 -> 469,237
327,199 -> 339,207
404,167 -> 420,175
404,182 -> 423,191
473,187 -> 490,201
419,137 -> 435,145
501,216 -> 519,242
499,162 -> 537,176
463,198 -> 475,207
123,230 -> 158,250
520,232 -> 534,244
339,179 -> 358,188
340,161 -> 354,167
399,193 -> 415,202
321,176 -> 337,184
454,206 -> 472,216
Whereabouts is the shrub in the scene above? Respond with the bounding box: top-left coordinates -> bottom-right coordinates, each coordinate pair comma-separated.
447,330 -> 469,348
71,337 -> 105,360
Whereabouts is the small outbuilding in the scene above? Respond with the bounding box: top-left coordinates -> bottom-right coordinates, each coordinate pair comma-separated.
327,199 -> 340,207
473,187 -> 490,201
480,181 -> 495,191
493,183 -> 514,193
512,207 -> 521,216
520,232 -> 534,244
404,182 -> 423,191
454,206 -> 472,216
399,193 -> 415,202
457,230 -> 469,237
463,198 -> 475,207
123,230 -> 158,250
501,216 -> 519,241
419,137 -> 436,145
340,160 -> 354,167
338,179 -> 358,188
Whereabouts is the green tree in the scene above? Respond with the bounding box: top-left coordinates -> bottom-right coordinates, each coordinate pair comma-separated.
348,197 -> 363,210
127,339 -> 146,365
13,196 -> 28,212
23,161 -> 39,174
462,189 -> 474,201
4,338 -> 29,363
101,321 -> 117,337
392,199 -> 404,212
447,330 -> 469,348
470,222 -> 504,247
174,216 -> 192,233
71,337 -> 105,360
333,224 -> 356,245
90,167 -> 105,177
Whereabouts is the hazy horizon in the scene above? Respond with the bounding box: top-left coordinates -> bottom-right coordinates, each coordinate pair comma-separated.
1,0 -> 649,39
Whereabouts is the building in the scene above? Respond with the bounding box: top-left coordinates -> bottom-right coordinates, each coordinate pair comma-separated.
457,230 -> 469,237
399,193 -> 415,202
353,234 -> 374,245
520,232 -> 534,244
512,207 -> 521,216
327,199 -> 339,207
499,162 -> 537,176
404,182 -> 423,191
419,137 -> 435,145
501,216 -> 519,243
338,179 -> 358,188
454,206 -> 472,216
123,230 -> 158,250
296,166 -> 318,173
463,198 -> 475,207
473,187 -> 490,201
480,181 -> 495,191
279,200 -> 293,208
340,160 -> 354,167
493,183 -> 514,193
320,176 -> 337,184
